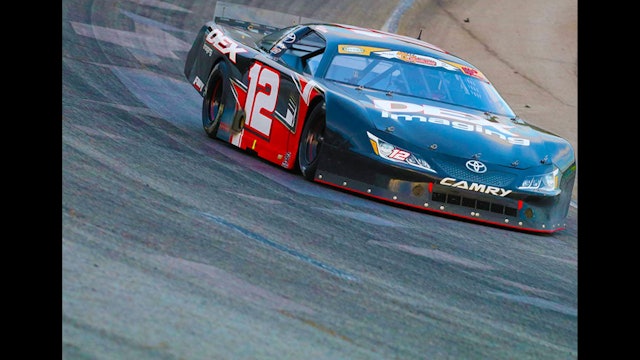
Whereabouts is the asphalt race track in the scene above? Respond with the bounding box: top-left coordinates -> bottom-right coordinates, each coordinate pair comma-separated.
62,0 -> 578,359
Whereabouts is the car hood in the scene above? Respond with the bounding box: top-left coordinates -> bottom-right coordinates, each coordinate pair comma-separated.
324,83 -> 572,169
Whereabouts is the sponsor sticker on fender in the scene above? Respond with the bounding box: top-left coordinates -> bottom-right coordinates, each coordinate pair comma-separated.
204,28 -> 247,63
192,76 -> 205,92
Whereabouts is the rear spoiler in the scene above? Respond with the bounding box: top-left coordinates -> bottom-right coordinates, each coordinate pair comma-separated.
213,17 -> 280,35
213,1 -> 321,35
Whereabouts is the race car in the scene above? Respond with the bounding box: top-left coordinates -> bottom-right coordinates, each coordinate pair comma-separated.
183,16 -> 576,234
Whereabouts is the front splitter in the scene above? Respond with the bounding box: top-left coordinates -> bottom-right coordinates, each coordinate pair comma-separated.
313,170 -> 566,234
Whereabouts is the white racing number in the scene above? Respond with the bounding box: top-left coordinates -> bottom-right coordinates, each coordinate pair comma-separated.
387,149 -> 410,161
245,62 -> 280,137
204,29 -> 247,63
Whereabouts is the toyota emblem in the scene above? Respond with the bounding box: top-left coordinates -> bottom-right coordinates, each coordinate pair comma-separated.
465,160 -> 487,173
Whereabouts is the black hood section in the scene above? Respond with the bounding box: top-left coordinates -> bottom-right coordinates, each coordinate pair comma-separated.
323,82 -> 573,169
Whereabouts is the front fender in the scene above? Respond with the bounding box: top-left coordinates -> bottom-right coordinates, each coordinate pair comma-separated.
323,90 -> 375,151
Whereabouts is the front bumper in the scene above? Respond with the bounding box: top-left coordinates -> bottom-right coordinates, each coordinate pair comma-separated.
314,145 -> 572,234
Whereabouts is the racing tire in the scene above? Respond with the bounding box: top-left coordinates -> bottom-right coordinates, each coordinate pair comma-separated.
202,62 -> 230,138
297,102 -> 326,181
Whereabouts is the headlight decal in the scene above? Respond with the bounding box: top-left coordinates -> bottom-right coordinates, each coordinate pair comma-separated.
367,132 -> 436,173
518,168 -> 560,194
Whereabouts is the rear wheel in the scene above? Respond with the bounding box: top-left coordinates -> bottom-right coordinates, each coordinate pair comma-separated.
202,62 -> 230,138
297,102 -> 326,180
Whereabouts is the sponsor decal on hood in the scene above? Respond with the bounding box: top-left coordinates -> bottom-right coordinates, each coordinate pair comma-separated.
370,97 -> 530,146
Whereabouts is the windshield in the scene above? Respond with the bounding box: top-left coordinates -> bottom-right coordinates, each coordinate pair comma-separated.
324,53 -> 515,116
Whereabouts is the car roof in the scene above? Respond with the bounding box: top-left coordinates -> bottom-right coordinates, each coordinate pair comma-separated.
308,23 -> 475,67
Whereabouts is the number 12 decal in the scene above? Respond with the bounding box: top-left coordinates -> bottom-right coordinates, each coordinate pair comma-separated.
245,62 -> 280,137
388,149 -> 410,161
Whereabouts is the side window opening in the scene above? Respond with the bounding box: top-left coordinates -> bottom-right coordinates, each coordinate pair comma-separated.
302,52 -> 323,75
275,28 -> 326,72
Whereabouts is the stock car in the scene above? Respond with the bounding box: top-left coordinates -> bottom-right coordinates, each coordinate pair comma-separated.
183,17 -> 576,234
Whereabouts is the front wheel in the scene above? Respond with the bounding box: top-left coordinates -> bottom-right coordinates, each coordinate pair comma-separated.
297,102 -> 326,181
201,62 -> 230,138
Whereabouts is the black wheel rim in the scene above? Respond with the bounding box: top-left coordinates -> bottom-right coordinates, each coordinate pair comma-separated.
303,121 -> 323,165
208,79 -> 222,126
